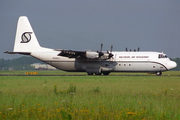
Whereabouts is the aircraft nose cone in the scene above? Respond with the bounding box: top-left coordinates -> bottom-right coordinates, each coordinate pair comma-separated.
167,61 -> 177,70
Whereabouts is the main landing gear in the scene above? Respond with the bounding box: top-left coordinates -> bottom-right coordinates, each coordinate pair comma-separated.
87,72 -> 110,76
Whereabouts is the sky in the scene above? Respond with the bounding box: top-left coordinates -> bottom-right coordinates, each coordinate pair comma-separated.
0,0 -> 180,59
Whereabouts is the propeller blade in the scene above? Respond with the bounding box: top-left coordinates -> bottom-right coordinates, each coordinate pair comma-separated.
108,45 -> 114,59
100,43 -> 103,52
99,43 -> 104,57
110,45 -> 113,53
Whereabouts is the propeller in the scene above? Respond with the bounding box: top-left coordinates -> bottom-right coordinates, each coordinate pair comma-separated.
108,45 -> 114,59
98,43 -> 114,59
98,43 -> 104,57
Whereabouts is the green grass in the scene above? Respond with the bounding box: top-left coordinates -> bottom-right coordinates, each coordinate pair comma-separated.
0,71 -> 180,119
0,70 -> 180,76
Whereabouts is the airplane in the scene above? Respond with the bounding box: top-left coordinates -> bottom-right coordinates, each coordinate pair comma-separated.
5,16 -> 177,76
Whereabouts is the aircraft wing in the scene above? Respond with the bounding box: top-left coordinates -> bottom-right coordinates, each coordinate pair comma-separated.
57,50 -> 86,58
56,49 -> 113,59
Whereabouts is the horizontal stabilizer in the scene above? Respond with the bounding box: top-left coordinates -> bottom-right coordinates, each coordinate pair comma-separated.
4,51 -> 31,55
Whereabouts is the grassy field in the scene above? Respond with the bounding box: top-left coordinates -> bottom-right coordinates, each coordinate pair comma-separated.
0,70 -> 180,76
0,71 -> 180,119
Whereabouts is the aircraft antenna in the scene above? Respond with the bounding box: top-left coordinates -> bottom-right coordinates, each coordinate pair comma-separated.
137,47 -> 140,51
126,47 -> 128,52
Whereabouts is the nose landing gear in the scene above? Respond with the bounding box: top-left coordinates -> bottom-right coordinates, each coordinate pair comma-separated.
156,71 -> 162,76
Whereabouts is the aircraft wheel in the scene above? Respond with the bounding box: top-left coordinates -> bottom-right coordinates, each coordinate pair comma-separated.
87,72 -> 93,75
95,73 -> 102,75
156,71 -> 162,76
102,72 -> 110,75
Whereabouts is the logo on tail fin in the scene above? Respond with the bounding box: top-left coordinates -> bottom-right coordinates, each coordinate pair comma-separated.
21,32 -> 32,43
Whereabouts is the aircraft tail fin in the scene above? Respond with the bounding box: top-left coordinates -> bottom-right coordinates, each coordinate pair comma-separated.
13,16 -> 42,53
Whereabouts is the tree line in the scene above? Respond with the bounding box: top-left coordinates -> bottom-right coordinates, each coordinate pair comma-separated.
0,56 -> 180,70
0,57 -> 43,70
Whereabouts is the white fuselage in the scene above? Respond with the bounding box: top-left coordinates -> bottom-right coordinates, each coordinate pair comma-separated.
31,50 -> 176,73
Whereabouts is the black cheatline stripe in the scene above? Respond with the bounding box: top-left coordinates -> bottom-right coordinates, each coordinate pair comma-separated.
115,61 -> 168,70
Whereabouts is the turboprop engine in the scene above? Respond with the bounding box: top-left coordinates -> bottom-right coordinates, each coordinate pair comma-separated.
85,51 -> 99,59
85,44 -> 114,60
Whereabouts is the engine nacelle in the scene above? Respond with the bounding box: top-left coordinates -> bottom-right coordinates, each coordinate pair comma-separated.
100,53 -> 109,60
86,51 -> 99,59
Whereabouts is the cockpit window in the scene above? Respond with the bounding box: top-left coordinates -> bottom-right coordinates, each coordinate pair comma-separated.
158,54 -> 168,58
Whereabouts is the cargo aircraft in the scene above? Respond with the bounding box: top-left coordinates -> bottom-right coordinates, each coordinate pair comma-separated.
5,16 -> 177,76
